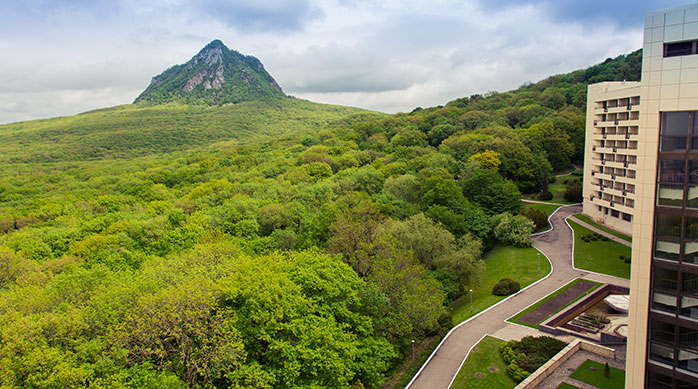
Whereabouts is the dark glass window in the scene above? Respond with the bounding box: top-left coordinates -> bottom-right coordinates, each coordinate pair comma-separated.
685,272 -> 698,295
690,161 -> 698,184
622,213 -> 632,222
663,112 -> 691,136
655,267 -> 679,291
687,216 -> 698,240
660,160 -> 687,182
647,369 -> 673,389
662,136 -> 688,152
651,319 -> 676,344
657,214 -> 683,238
666,41 -> 696,57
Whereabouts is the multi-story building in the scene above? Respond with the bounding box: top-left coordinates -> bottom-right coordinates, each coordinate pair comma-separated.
583,83 -> 642,236
584,3 -> 698,388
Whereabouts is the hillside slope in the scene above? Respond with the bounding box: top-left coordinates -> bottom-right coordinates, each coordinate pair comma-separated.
0,99 -> 379,163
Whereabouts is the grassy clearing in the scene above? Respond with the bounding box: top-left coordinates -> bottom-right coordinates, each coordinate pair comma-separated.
522,202 -> 561,218
569,220 -> 631,279
508,278 -> 603,328
570,360 -> 625,388
572,214 -> 632,243
451,245 -> 551,324
450,336 -> 516,389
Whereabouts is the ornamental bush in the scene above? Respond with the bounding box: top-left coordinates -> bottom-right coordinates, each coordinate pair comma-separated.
492,278 -> 521,296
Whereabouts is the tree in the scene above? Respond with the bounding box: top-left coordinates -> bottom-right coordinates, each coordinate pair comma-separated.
492,213 -> 534,247
327,195 -> 384,276
467,150 -> 501,172
462,169 -> 521,215
564,181 -> 583,203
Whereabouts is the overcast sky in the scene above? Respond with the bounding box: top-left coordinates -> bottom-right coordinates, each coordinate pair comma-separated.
0,0 -> 681,124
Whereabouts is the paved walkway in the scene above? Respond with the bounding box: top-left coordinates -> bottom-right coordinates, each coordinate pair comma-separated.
567,216 -> 632,248
406,204 -> 630,389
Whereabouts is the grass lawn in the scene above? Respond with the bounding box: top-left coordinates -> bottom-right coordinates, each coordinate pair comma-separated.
570,360 -> 625,389
508,278 -> 603,328
572,214 -> 632,243
451,245 -> 551,324
522,202 -> 561,217
523,176 -> 580,204
450,336 -> 516,389
556,383 -> 579,389
568,220 -> 631,279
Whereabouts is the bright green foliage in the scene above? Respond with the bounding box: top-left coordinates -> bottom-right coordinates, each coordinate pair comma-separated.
492,214 -> 535,247
0,47 -> 643,388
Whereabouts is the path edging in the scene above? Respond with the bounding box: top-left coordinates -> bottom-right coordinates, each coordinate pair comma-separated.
406,248 -> 555,388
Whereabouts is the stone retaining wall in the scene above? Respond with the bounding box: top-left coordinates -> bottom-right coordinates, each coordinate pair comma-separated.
514,339 -> 615,388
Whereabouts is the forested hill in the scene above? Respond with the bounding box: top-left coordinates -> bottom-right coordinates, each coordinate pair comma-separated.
0,49 -> 641,388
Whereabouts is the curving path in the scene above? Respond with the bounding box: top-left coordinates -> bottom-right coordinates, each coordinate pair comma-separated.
406,204 -> 630,389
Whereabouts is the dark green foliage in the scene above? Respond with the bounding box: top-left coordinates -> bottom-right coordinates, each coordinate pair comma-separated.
520,208 -> 548,232
492,278 -> 521,296
499,336 -> 567,382
563,181 -> 583,203
604,362 -> 610,378
462,169 -> 521,215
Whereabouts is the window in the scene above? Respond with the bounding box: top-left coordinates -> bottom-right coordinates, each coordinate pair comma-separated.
659,160 -> 686,183
647,369 -> 673,389
655,267 -> 679,291
658,183 -> 684,207
656,214 -> 682,238
623,213 -> 632,222
665,41 -> 698,57
611,209 -> 620,218
655,240 -> 681,262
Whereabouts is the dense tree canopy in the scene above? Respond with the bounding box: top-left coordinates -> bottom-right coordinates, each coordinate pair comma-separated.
0,48 -> 642,387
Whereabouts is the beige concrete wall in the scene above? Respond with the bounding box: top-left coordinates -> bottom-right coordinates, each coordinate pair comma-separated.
626,4 -> 698,387
583,82 -> 641,237
515,339 -> 616,388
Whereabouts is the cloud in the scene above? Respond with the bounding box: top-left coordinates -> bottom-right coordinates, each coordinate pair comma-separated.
198,0 -> 323,33
0,0 -> 647,123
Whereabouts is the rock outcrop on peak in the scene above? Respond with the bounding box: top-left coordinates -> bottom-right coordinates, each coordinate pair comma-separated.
134,40 -> 285,106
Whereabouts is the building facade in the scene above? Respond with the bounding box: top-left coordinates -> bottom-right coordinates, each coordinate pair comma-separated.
610,4 -> 698,388
583,82 -> 642,236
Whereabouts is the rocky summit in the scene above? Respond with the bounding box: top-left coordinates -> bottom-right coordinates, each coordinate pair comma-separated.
134,40 -> 285,106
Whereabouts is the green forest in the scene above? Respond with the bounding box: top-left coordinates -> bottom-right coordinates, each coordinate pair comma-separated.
0,50 -> 640,388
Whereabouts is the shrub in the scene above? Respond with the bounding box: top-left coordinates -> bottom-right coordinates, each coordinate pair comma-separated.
538,190 -> 553,201
492,278 -> 521,296
601,236 -> 609,241
624,258 -> 631,264
563,182 -> 583,203
499,336 -> 566,383
619,255 -> 625,260
549,176 -> 557,183
604,362 -> 610,378
520,208 -> 548,231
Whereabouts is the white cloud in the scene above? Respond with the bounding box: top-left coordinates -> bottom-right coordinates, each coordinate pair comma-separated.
0,0 -> 643,123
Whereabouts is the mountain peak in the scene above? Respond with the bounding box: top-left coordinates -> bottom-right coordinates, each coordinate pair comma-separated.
134,40 -> 285,106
